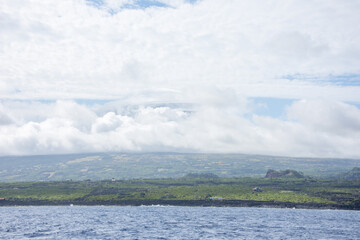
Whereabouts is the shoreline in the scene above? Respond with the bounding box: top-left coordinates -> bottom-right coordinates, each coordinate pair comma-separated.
1,199 -> 359,210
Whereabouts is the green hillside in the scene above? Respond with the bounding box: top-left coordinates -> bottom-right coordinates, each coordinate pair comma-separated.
339,167 -> 360,180
0,152 -> 359,182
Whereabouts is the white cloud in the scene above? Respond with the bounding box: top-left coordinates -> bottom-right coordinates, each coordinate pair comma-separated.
0,0 -> 359,101
0,111 -> 13,125
0,99 -> 359,158
91,112 -> 123,133
287,99 -> 360,136
0,1 -> 360,157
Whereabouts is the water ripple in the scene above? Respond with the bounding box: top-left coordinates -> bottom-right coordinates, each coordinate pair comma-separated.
0,206 -> 359,239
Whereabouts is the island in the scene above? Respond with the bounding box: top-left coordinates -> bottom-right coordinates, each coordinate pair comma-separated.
1,169 -> 359,210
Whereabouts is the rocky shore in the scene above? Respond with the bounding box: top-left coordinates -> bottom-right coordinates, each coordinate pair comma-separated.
1,199 -> 359,210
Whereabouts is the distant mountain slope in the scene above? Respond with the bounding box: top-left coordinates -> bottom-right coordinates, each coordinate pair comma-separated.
339,167 -> 360,180
0,152 -> 359,182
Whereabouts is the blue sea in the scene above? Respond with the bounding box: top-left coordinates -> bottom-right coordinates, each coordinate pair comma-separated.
0,206 -> 359,239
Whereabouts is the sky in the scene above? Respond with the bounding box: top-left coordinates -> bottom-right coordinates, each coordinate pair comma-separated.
0,0 -> 360,158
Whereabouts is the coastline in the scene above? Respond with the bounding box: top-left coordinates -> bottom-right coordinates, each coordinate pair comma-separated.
1,199 -> 359,210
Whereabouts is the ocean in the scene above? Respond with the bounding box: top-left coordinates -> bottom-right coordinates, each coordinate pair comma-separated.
0,206 -> 359,239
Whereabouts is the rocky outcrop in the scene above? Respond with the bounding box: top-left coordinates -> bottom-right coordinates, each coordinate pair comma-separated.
265,169 -> 304,178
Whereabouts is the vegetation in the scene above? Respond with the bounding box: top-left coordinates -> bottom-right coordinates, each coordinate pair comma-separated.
182,173 -> 219,179
1,152 -> 359,182
0,176 -> 359,209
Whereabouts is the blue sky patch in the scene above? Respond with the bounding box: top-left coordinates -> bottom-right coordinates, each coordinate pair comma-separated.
249,97 -> 295,119
325,74 -> 360,86
282,73 -> 360,86
86,0 -> 178,12
86,0 -> 198,12
86,0 -> 103,8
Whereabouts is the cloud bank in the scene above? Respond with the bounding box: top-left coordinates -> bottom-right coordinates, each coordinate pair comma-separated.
1,99 -> 360,158
1,0 -> 360,157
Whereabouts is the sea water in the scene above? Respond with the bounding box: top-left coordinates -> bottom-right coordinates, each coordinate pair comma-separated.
0,206 -> 359,239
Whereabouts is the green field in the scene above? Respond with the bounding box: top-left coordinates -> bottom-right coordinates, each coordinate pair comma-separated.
1,177 -> 359,209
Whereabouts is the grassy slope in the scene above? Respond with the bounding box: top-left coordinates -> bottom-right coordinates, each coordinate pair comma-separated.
0,177 -> 359,208
1,153 -> 359,182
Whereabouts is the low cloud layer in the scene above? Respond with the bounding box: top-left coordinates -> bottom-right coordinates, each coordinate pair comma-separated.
1,99 -> 359,158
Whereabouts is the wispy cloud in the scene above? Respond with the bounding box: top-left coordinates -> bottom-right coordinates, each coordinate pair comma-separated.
1,0 -> 360,100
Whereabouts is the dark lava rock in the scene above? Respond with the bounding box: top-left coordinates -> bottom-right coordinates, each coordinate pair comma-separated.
265,169 -> 304,178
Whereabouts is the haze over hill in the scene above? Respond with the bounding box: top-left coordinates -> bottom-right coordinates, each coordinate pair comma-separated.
0,152 -> 358,182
